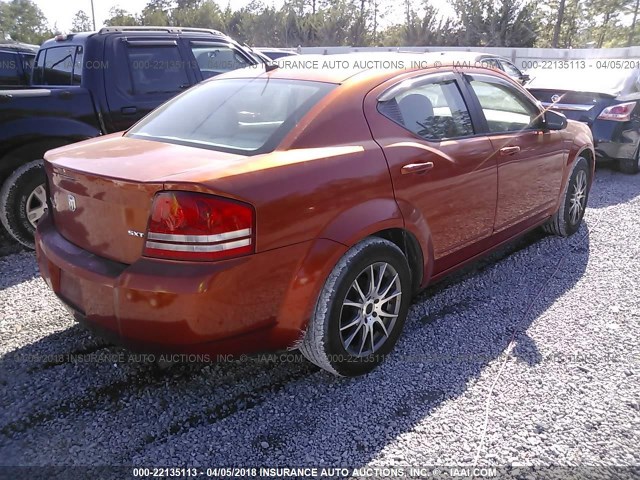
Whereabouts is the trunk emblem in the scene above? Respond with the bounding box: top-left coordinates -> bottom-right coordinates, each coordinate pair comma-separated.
67,194 -> 77,212
128,230 -> 145,238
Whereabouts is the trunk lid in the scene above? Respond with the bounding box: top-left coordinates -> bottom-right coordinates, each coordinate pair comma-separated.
527,88 -> 615,124
45,134 -> 243,264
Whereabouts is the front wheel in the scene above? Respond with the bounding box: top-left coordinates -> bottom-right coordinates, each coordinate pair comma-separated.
0,160 -> 47,249
298,237 -> 412,377
543,156 -> 590,237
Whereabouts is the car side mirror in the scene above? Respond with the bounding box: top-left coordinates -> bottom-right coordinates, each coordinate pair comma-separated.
543,110 -> 567,130
520,73 -> 530,84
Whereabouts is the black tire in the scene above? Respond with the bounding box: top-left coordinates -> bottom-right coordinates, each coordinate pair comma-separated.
618,153 -> 640,175
0,160 -> 46,249
543,156 -> 590,237
298,237 -> 412,376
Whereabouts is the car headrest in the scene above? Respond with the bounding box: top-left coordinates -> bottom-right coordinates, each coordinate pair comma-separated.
398,94 -> 434,131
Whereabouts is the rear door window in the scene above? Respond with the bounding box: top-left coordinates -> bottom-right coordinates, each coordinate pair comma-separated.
33,46 -> 82,85
42,46 -> 74,84
378,77 -> 474,140
126,43 -> 189,94
189,43 -> 251,79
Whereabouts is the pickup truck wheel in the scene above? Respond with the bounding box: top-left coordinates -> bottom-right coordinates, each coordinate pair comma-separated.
298,237 -> 412,377
543,156 -> 589,237
0,160 -> 46,249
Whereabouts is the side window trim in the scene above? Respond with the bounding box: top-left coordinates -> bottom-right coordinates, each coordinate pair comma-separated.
377,72 -> 478,142
462,73 -> 543,135
378,72 -> 456,102
32,49 -> 46,85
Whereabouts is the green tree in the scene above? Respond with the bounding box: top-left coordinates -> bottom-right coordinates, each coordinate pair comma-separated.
172,0 -> 225,30
71,10 -> 92,32
581,0 -> 627,47
0,0 -> 52,44
628,0 -> 640,45
140,0 -> 172,26
450,0 -> 538,47
551,0 -> 566,47
237,1 -> 286,45
534,0 -> 583,47
104,7 -> 140,26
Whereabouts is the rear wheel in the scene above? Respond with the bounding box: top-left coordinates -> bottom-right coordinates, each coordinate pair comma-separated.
0,160 -> 46,249
543,156 -> 589,237
299,237 -> 412,376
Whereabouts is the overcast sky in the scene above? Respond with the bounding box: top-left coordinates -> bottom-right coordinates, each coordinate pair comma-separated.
32,0 -> 454,33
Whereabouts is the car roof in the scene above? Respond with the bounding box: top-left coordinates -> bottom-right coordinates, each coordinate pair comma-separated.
39,26 -> 234,50
0,42 -> 38,54
222,52 -> 513,84
425,51 -> 509,62
256,47 -> 293,52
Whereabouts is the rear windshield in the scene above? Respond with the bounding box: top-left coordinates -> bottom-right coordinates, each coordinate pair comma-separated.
127,78 -> 335,155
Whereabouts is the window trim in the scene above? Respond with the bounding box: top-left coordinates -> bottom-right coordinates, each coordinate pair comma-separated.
462,72 -> 544,136
72,46 -> 83,86
376,72 -> 480,142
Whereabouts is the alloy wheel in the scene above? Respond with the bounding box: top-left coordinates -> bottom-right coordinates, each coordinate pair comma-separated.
25,184 -> 47,228
339,262 -> 402,357
569,170 -> 587,225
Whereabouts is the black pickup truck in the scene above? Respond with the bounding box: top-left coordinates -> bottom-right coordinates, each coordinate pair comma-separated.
0,42 -> 38,86
0,26 -> 259,248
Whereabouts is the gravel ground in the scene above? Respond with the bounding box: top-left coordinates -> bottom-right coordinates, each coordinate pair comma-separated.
0,227 -> 23,257
0,167 -> 638,479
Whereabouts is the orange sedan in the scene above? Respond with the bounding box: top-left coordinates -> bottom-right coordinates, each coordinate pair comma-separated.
36,54 -> 594,376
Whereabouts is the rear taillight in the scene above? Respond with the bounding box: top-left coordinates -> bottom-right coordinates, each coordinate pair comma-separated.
597,102 -> 636,122
143,191 -> 254,261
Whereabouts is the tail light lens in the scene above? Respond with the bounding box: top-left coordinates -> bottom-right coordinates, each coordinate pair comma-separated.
143,191 -> 254,261
597,102 -> 636,122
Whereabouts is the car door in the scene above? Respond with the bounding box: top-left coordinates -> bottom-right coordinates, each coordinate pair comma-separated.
104,36 -> 196,131
364,71 -> 498,262
463,73 -> 566,232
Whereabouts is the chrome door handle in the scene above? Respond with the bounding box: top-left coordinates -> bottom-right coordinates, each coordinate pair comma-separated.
499,146 -> 521,156
401,162 -> 434,175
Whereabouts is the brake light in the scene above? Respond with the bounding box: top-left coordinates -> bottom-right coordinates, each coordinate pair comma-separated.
143,191 -> 254,261
597,102 -> 636,121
